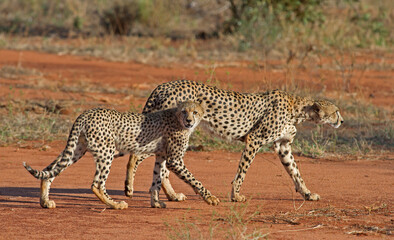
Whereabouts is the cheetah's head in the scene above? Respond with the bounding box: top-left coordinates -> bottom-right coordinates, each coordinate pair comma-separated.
307,100 -> 344,128
176,101 -> 205,130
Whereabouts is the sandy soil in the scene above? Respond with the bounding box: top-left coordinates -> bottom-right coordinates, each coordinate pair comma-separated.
0,49 -> 392,239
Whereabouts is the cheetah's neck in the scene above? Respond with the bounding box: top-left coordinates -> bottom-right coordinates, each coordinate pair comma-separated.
292,96 -> 315,125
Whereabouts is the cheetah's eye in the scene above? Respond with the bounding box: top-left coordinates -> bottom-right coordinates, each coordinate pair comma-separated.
193,111 -> 198,115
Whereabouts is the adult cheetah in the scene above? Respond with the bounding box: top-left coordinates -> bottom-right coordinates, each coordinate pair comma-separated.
125,80 -> 344,203
24,101 -> 219,209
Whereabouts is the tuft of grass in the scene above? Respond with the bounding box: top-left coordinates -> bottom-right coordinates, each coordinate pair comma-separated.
165,202 -> 268,240
292,126 -> 328,158
218,202 -> 267,239
165,211 -> 219,240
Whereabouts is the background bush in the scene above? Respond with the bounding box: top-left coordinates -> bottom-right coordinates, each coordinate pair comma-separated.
0,0 -> 391,51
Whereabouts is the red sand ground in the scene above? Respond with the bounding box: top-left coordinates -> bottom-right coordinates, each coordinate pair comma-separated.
0,50 -> 392,239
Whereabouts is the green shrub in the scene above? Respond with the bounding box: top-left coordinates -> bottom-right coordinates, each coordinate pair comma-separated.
223,0 -> 326,52
100,2 -> 140,35
225,0 -> 325,33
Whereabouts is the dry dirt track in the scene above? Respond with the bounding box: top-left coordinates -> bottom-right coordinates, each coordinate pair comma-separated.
1,144 -> 393,239
0,50 -> 393,239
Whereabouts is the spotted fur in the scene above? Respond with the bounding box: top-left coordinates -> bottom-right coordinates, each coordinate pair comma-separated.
24,101 -> 219,209
125,80 -> 344,203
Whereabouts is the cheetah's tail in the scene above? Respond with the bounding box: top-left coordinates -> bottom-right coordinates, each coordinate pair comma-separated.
23,162 -> 56,180
23,113 -> 86,180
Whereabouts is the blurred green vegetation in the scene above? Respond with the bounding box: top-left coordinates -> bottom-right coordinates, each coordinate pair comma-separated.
0,0 -> 392,51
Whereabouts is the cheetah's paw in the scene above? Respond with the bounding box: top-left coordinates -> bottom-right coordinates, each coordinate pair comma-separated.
112,201 -> 128,210
205,195 -> 220,206
231,193 -> 246,202
305,193 -> 320,201
40,200 -> 56,209
151,200 -> 167,208
167,193 -> 187,202
124,185 -> 133,198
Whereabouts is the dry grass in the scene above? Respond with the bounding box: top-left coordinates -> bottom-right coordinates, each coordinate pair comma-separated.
0,65 -> 43,79
0,102 -> 71,146
165,201 -> 392,239
165,202 -> 268,240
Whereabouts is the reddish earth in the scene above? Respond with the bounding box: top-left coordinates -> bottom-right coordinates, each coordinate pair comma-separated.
0,49 -> 393,239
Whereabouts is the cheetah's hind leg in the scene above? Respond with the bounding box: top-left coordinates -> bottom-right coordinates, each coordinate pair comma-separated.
40,179 -> 56,208
91,185 -> 128,210
124,153 -> 152,198
91,147 -> 128,210
149,156 -> 167,208
25,135 -> 88,209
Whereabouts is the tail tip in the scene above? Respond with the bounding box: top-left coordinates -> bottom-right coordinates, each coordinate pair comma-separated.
23,162 -> 31,170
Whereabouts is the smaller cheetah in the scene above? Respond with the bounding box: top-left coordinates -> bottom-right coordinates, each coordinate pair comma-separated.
24,101 -> 219,209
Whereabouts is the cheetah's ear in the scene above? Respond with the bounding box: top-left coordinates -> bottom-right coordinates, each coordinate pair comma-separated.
176,101 -> 184,108
305,102 -> 322,120
199,101 -> 208,113
311,102 -> 322,114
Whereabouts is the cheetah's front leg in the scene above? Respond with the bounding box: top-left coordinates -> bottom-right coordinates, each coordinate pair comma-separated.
166,158 -> 220,206
149,155 -> 187,208
161,165 -> 187,202
274,140 -> 320,201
